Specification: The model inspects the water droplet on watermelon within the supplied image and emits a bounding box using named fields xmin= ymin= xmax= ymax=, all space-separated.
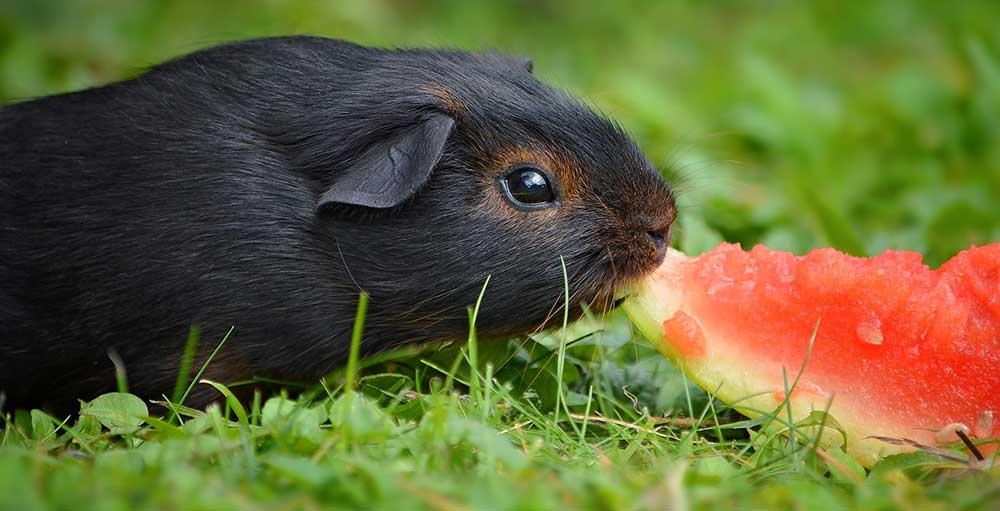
xmin=771 ymin=381 xmax=829 ymax=403
xmin=934 ymin=423 xmax=970 ymax=445
xmin=856 ymin=321 xmax=883 ymax=345
xmin=974 ymin=411 xmax=995 ymax=438
xmin=706 ymin=277 xmax=733 ymax=296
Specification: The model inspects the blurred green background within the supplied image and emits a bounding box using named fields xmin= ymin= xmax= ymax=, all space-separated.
xmin=2 ymin=0 xmax=999 ymax=264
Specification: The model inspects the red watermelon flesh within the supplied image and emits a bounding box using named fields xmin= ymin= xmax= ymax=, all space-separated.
xmin=623 ymin=243 xmax=1000 ymax=467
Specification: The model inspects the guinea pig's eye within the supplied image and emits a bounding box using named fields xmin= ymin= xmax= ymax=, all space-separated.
xmin=499 ymin=165 xmax=557 ymax=209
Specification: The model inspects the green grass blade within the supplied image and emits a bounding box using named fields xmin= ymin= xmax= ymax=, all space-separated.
xmin=168 ymin=325 xmax=234 ymax=423
xmin=200 ymin=379 xmax=249 ymax=427
xmin=344 ymin=292 xmax=369 ymax=396
xmin=465 ymin=275 xmax=491 ymax=409
xmin=171 ymin=324 xmax=201 ymax=406
xmin=107 ymin=349 xmax=128 ymax=394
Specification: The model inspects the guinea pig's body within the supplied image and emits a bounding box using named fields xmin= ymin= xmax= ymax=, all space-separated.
xmin=0 ymin=36 xmax=675 ymax=413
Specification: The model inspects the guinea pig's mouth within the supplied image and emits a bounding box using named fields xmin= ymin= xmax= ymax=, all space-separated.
xmin=555 ymin=254 xmax=660 ymax=322
xmin=569 ymin=239 xmax=668 ymax=316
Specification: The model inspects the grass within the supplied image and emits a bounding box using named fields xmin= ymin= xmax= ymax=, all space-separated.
xmin=2 ymin=1 xmax=1000 ymax=509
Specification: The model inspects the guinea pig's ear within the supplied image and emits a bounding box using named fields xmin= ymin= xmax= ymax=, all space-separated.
xmin=515 ymin=57 xmax=534 ymax=74
xmin=317 ymin=113 xmax=455 ymax=210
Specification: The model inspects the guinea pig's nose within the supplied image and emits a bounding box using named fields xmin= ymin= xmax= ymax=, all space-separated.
xmin=644 ymin=224 xmax=672 ymax=257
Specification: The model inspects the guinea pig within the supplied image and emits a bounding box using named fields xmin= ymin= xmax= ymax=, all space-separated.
xmin=0 ymin=36 xmax=676 ymax=414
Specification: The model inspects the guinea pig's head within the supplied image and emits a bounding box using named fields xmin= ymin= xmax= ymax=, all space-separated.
xmin=311 ymin=46 xmax=675 ymax=346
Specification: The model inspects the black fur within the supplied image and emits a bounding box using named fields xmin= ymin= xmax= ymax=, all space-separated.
xmin=0 ymin=36 xmax=675 ymax=413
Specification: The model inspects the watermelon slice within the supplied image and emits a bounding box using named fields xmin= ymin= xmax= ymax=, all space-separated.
xmin=623 ymin=243 xmax=1000 ymax=467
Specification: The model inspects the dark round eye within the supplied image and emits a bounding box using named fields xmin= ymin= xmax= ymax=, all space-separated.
xmin=501 ymin=166 xmax=556 ymax=208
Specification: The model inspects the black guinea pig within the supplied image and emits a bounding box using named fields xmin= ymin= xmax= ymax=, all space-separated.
xmin=0 ymin=36 xmax=676 ymax=413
